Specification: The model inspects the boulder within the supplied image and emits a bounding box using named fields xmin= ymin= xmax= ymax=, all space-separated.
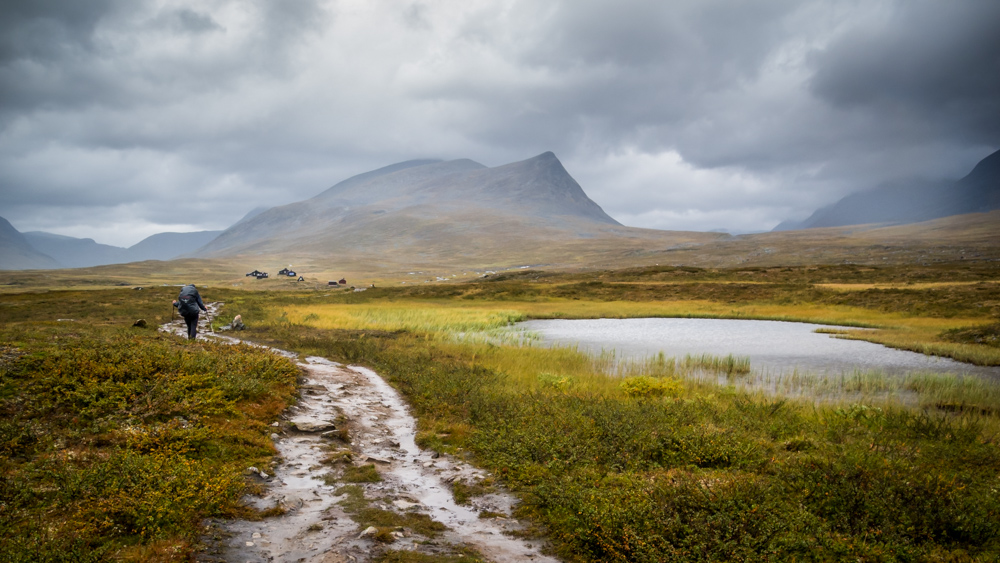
xmin=289 ymin=416 xmax=336 ymax=432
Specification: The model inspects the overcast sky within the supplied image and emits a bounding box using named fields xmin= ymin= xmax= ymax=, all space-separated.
xmin=1 ymin=0 xmax=998 ymax=246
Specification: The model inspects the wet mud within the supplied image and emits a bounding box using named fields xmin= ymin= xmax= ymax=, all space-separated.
xmin=162 ymin=305 xmax=558 ymax=563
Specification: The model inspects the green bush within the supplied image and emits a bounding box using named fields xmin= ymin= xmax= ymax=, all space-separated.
xmin=619 ymin=375 xmax=682 ymax=398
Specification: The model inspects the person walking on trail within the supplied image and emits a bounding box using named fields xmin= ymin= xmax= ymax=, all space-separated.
xmin=173 ymin=284 xmax=208 ymax=340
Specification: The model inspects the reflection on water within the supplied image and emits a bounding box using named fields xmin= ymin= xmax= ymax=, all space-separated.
xmin=517 ymin=318 xmax=1000 ymax=381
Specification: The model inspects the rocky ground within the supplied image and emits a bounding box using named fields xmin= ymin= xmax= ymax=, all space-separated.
xmin=162 ymin=305 xmax=558 ymax=563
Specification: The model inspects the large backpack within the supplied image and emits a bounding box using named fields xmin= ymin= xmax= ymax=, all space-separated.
xmin=177 ymin=286 xmax=201 ymax=316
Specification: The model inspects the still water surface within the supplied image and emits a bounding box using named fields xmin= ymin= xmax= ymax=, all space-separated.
xmin=518 ymin=318 xmax=1000 ymax=379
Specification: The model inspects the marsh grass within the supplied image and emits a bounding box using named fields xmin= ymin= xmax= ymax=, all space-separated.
xmin=283 ymin=302 xmax=525 ymax=334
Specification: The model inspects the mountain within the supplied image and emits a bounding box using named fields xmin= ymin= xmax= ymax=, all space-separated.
xmin=775 ymin=148 xmax=1000 ymax=231
xmin=23 ymin=231 xmax=129 ymax=268
xmin=17 ymin=229 xmax=222 ymax=269
xmin=124 ymin=230 xmax=223 ymax=261
xmin=0 ymin=216 xmax=60 ymax=270
xmin=195 ymin=152 xmax=631 ymax=266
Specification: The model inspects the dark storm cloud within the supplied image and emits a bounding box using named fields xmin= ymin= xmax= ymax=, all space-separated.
xmin=810 ymin=1 xmax=1000 ymax=146
xmin=0 ymin=0 xmax=997 ymax=244
xmin=0 ymin=0 xmax=116 ymax=63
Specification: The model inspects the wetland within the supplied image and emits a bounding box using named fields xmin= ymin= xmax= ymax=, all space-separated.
xmin=519 ymin=317 xmax=1000 ymax=378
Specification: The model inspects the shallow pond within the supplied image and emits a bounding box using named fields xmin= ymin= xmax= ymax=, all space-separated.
xmin=517 ymin=318 xmax=1000 ymax=380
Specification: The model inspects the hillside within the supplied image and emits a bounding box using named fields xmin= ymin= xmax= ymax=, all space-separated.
xmin=0 ymin=216 xmax=59 ymax=270
xmin=23 ymin=231 xmax=130 ymax=268
xmin=124 ymin=230 xmax=223 ymax=261
xmin=194 ymin=152 xmax=701 ymax=270
xmin=776 ymin=148 xmax=1000 ymax=230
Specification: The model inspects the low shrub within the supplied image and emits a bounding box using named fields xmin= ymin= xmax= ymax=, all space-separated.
xmin=619 ymin=375 xmax=682 ymax=398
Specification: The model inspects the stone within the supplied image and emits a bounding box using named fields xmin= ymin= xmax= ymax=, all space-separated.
xmin=132 ymin=319 xmax=147 ymax=328
xmin=358 ymin=526 xmax=378 ymax=539
xmin=280 ymin=495 xmax=304 ymax=511
xmin=365 ymin=456 xmax=392 ymax=465
xmin=393 ymin=500 xmax=419 ymax=510
xmin=289 ymin=416 xmax=336 ymax=432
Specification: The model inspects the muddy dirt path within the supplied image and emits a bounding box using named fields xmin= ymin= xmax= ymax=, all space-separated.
xmin=162 ymin=304 xmax=558 ymax=563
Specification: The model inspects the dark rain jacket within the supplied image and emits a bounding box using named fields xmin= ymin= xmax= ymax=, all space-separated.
xmin=176 ymin=284 xmax=207 ymax=317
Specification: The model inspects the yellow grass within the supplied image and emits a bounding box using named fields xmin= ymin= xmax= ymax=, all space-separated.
xmin=282 ymin=302 xmax=525 ymax=333
xmin=816 ymin=281 xmax=996 ymax=291
xmin=283 ymin=297 xmax=1000 ymax=372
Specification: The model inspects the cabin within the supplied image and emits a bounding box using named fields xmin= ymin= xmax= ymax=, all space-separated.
xmin=328 ymin=281 xmax=339 ymax=287
xmin=338 ymin=278 xmax=347 ymax=285
xmin=246 ymin=269 xmax=268 ymax=279
xmin=278 ymin=268 xmax=297 ymax=277
xmin=297 ymin=276 xmax=304 ymax=282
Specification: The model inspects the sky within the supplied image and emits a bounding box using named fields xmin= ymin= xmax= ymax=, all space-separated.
xmin=1 ymin=0 xmax=998 ymax=247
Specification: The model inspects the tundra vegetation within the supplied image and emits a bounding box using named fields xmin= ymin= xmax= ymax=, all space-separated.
xmin=1 ymin=261 xmax=999 ymax=561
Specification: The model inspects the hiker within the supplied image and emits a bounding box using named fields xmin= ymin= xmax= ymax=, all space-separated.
xmin=173 ymin=284 xmax=208 ymax=340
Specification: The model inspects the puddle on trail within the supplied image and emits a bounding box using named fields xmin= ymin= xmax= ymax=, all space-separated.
xmin=162 ymin=305 xmax=558 ymax=563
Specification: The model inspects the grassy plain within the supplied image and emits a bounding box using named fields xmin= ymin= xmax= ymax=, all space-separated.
xmin=2 ymin=261 xmax=1000 ymax=561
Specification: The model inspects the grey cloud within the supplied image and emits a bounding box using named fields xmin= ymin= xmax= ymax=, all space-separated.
xmin=0 ymin=0 xmax=118 ymax=64
xmin=1 ymin=0 xmax=998 ymax=244
xmin=809 ymin=1 xmax=1000 ymax=147
xmin=149 ymin=8 xmax=224 ymax=34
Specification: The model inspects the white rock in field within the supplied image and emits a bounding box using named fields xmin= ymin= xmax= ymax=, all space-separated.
xmin=359 ymin=526 xmax=378 ymax=539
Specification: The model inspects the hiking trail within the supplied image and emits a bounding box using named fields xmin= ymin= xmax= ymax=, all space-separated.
xmin=162 ymin=304 xmax=558 ymax=563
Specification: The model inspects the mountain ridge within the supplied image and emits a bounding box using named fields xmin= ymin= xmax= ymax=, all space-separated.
xmin=195 ymin=152 xmax=622 ymax=260
xmin=0 ymin=216 xmax=60 ymax=270
xmin=775 ymin=148 xmax=1000 ymax=231
xmin=0 ymin=226 xmax=224 ymax=270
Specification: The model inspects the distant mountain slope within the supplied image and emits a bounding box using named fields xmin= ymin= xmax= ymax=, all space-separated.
xmin=196 ymin=152 xmax=623 ymax=262
xmin=124 ymin=230 xmax=223 ymax=261
xmin=23 ymin=231 xmax=129 ymax=268
xmin=0 ymin=216 xmax=60 ymax=270
xmin=19 ymin=229 xmax=223 ymax=269
xmin=775 ymin=148 xmax=1000 ymax=230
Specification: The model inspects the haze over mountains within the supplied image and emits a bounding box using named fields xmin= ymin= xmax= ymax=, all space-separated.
xmin=775 ymin=149 xmax=1000 ymax=231
xmin=0 ymin=224 xmax=223 ymax=270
